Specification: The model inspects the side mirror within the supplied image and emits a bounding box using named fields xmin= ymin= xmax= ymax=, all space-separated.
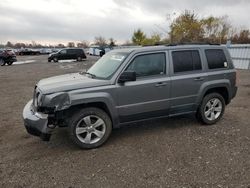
xmin=118 ymin=71 xmax=136 ymax=83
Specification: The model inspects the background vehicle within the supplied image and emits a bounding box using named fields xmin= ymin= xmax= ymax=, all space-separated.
xmin=39 ymin=48 xmax=53 ymax=54
xmin=17 ymin=48 xmax=41 ymax=56
xmin=23 ymin=44 xmax=237 ymax=149
xmin=0 ymin=49 xmax=17 ymax=66
xmin=48 ymin=48 xmax=87 ymax=62
xmin=88 ymin=46 xmax=112 ymax=57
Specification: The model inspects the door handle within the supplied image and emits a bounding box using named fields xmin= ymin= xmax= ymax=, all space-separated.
xmin=155 ymin=82 xmax=167 ymax=87
xmin=194 ymin=77 xmax=204 ymax=81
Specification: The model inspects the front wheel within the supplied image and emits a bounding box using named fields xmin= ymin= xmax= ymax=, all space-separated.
xmin=0 ymin=59 xmax=5 ymax=66
xmin=7 ymin=61 xmax=13 ymax=66
xmin=53 ymin=57 xmax=58 ymax=63
xmin=197 ymin=93 xmax=225 ymax=125
xmin=69 ymin=107 xmax=112 ymax=149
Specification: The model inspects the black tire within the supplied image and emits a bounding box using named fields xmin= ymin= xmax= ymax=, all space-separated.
xmin=48 ymin=60 xmax=51 ymax=62
xmin=77 ymin=57 xmax=82 ymax=61
xmin=100 ymin=51 xmax=105 ymax=57
xmin=197 ymin=93 xmax=225 ymax=125
xmin=0 ymin=59 xmax=5 ymax=66
xmin=7 ymin=61 xmax=13 ymax=66
xmin=53 ymin=57 xmax=58 ymax=63
xmin=69 ymin=107 xmax=112 ymax=149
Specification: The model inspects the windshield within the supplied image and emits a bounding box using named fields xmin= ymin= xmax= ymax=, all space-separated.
xmin=87 ymin=52 xmax=129 ymax=79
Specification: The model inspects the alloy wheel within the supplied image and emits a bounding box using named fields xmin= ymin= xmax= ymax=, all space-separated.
xmin=75 ymin=115 xmax=106 ymax=144
xmin=204 ymin=98 xmax=223 ymax=121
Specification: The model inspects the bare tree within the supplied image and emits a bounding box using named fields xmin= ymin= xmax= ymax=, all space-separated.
xmin=6 ymin=41 xmax=14 ymax=48
xmin=94 ymin=36 xmax=107 ymax=46
xmin=77 ymin=40 xmax=90 ymax=48
xmin=67 ymin=42 xmax=75 ymax=48
xmin=56 ymin=43 xmax=65 ymax=48
xmin=109 ymin=38 xmax=116 ymax=47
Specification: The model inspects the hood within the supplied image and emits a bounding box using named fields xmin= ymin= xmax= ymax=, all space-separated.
xmin=37 ymin=73 xmax=111 ymax=94
xmin=49 ymin=52 xmax=57 ymax=57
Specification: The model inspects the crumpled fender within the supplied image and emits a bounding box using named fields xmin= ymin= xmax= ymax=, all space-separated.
xmin=42 ymin=92 xmax=71 ymax=111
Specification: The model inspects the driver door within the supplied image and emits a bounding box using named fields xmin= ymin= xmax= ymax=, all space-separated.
xmin=58 ymin=49 xmax=67 ymax=60
xmin=116 ymin=52 xmax=171 ymax=123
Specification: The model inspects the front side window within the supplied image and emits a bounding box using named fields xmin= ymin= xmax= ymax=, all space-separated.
xmin=172 ymin=50 xmax=202 ymax=73
xmin=126 ymin=53 xmax=166 ymax=77
xmin=60 ymin=49 xmax=67 ymax=54
xmin=205 ymin=49 xmax=227 ymax=69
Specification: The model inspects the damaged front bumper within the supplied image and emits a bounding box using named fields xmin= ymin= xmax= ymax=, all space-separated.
xmin=23 ymin=100 xmax=53 ymax=141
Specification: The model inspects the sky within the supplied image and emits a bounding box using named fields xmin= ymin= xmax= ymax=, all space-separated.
xmin=0 ymin=0 xmax=250 ymax=45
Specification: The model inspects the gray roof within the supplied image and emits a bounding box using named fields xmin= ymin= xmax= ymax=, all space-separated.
xmin=112 ymin=44 xmax=225 ymax=54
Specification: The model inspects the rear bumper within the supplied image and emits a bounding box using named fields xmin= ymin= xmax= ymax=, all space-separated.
xmin=23 ymin=100 xmax=52 ymax=141
xmin=232 ymin=86 xmax=238 ymax=99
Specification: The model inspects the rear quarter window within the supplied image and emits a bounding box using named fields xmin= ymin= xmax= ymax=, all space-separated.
xmin=205 ymin=49 xmax=227 ymax=69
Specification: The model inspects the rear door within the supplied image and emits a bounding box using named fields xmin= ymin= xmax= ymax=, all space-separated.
xmin=67 ymin=49 xmax=76 ymax=59
xmin=116 ymin=52 xmax=171 ymax=123
xmin=169 ymin=49 xmax=206 ymax=114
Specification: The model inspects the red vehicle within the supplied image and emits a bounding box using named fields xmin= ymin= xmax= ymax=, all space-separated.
xmin=0 ymin=49 xmax=17 ymax=66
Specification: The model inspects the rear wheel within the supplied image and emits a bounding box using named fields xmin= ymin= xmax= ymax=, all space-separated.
xmin=100 ymin=51 xmax=105 ymax=57
xmin=77 ymin=56 xmax=82 ymax=61
xmin=197 ymin=93 xmax=225 ymax=125
xmin=69 ymin=107 xmax=112 ymax=149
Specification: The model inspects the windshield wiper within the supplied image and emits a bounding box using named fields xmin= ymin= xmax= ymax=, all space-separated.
xmin=80 ymin=71 xmax=96 ymax=78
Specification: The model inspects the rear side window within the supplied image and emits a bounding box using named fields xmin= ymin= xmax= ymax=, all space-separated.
xmin=126 ymin=53 xmax=166 ymax=77
xmin=75 ymin=49 xmax=83 ymax=54
xmin=172 ymin=50 xmax=202 ymax=73
xmin=205 ymin=49 xmax=227 ymax=69
xmin=67 ymin=49 xmax=77 ymax=54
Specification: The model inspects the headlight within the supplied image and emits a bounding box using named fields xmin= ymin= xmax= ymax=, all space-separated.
xmin=33 ymin=87 xmax=43 ymax=108
xmin=37 ymin=93 xmax=43 ymax=106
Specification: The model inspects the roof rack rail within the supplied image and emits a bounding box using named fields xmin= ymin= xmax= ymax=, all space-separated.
xmin=166 ymin=42 xmax=220 ymax=46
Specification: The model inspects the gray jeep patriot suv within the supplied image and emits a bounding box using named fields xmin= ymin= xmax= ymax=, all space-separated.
xmin=23 ymin=44 xmax=237 ymax=149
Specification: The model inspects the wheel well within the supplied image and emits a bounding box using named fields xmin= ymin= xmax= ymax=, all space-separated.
xmin=203 ymin=87 xmax=229 ymax=104
xmin=65 ymin=102 xmax=112 ymax=121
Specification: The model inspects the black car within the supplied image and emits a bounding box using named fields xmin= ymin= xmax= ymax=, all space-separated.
xmin=48 ymin=48 xmax=86 ymax=62
xmin=0 ymin=49 xmax=17 ymax=66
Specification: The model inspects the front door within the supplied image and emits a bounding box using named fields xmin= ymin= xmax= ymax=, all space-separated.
xmin=117 ymin=52 xmax=171 ymax=123
xmin=58 ymin=49 xmax=67 ymax=60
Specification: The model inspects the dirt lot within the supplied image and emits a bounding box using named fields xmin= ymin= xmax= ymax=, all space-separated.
xmin=0 ymin=55 xmax=249 ymax=187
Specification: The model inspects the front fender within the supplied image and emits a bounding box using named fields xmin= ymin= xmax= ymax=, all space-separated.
xmin=42 ymin=92 xmax=71 ymax=111
xmin=69 ymin=92 xmax=119 ymax=127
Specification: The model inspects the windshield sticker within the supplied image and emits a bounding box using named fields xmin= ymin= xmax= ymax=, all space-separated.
xmin=110 ymin=55 xmax=125 ymax=61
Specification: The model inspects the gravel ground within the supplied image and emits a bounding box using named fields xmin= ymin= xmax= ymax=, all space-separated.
xmin=0 ymin=55 xmax=249 ymax=188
